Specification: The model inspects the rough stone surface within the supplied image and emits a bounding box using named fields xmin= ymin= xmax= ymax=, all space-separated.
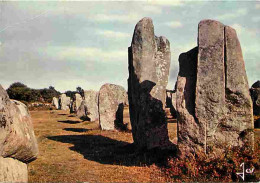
xmin=166 ymin=90 xmax=177 ymax=118
xmin=70 ymin=93 xmax=83 ymax=113
xmin=0 ymin=157 xmax=28 ymax=182
xmin=250 ymin=81 xmax=260 ymax=115
xmin=176 ymin=47 xmax=204 ymax=155
xmin=77 ymin=90 xmax=99 ymax=121
xmin=59 ymin=94 xmax=70 ymax=110
xmin=52 ymin=97 xmax=59 ymax=109
xmin=75 ymin=93 xmax=83 ymax=111
xmin=177 ymin=20 xmax=254 ymax=156
xmin=0 ymin=86 xmax=38 ymax=163
xmin=99 ymin=84 xmax=129 ymax=130
xmin=128 ymin=17 xmax=171 ymax=149
xmin=223 ymin=26 xmax=254 ymax=148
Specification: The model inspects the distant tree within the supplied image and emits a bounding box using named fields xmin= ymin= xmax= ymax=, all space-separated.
xmin=49 ymin=86 xmax=55 ymax=90
xmin=76 ymin=86 xmax=84 ymax=98
xmin=7 ymin=82 xmax=30 ymax=101
xmin=8 ymin=82 xmax=27 ymax=88
xmin=65 ymin=90 xmax=76 ymax=99
xmin=6 ymin=82 xmax=61 ymax=103
xmin=40 ymin=87 xmax=61 ymax=103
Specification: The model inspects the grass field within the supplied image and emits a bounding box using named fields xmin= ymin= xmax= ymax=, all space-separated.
xmin=28 ymin=108 xmax=177 ymax=182
xmin=28 ymin=108 xmax=259 ymax=182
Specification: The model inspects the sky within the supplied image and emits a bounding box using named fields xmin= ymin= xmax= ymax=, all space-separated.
xmin=0 ymin=0 xmax=259 ymax=93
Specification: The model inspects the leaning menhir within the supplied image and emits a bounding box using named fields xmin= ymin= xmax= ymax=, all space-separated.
xmin=128 ymin=17 xmax=171 ymax=149
xmin=0 ymin=85 xmax=38 ymax=182
xmin=177 ymin=20 xmax=254 ymax=156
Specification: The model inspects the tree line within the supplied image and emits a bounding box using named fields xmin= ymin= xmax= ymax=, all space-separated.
xmin=6 ymin=82 xmax=85 ymax=103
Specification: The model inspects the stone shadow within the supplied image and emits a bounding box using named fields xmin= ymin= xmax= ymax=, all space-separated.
xmin=48 ymin=134 xmax=177 ymax=167
xmin=114 ymin=103 xmax=128 ymax=131
xmin=58 ymin=120 xmax=81 ymax=124
xmin=63 ymin=128 xmax=89 ymax=133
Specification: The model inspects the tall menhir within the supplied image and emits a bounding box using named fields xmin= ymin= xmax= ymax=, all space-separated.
xmin=128 ymin=17 xmax=171 ymax=149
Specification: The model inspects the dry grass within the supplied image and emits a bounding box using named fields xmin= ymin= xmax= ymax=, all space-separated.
xmin=28 ymin=108 xmax=174 ymax=182
xmin=28 ymin=108 xmax=258 ymax=182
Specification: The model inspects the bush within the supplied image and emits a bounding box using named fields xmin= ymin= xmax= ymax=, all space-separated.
xmin=162 ymin=141 xmax=260 ymax=182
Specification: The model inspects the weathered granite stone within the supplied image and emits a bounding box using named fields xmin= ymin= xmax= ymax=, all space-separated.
xmin=177 ymin=20 xmax=254 ymax=156
xmin=195 ymin=20 xmax=225 ymax=153
xmin=70 ymin=93 xmax=83 ymax=113
xmin=0 ymin=86 xmax=38 ymax=163
xmin=166 ymin=90 xmax=177 ymax=118
xmin=77 ymin=90 xmax=99 ymax=121
xmin=52 ymin=97 xmax=59 ymax=109
xmin=221 ymin=26 xmax=254 ymax=148
xmin=176 ymin=47 xmax=204 ymax=155
xmin=99 ymin=84 xmax=129 ymax=130
xmin=128 ymin=17 xmax=171 ymax=149
xmin=250 ymin=81 xmax=260 ymax=115
xmin=0 ymin=157 xmax=28 ymax=182
xmin=59 ymin=94 xmax=70 ymax=110
xmin=75 ymin=93 xmax=83 ymax=111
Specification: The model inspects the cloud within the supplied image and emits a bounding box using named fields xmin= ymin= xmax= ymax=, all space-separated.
xmin=216 ymin=8 xmax=247 ymax=20
xmin=252 ymin=16 xmax=260 ymax=22
xmin=143 ymin=5 xmax=162 ymax=14
xmin=96 ymin=30 xmax=131 ymax=39
xmin=42 ymin=46 xmax=127 ymax=63
xmin=147 ymin=0 xmax=184 ymax=7
xmin=163 ymin=21 xmax=183 ymax=28
xmin=230 ymin=24 xmax=243 ymax=35
xmin=90 ymin=13 xmax=142 ymax=23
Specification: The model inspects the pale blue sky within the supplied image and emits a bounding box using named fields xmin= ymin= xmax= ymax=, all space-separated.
xmin=0 ymin=0 xmax=259 ymax=92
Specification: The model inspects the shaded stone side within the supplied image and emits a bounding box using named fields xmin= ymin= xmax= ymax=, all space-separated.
xmin=250 ymin=81 xmax=260 ymax=116
xmin=128 ymin=17 xmax=171 ymax=149
xmin=177 ymin=47 xmax=205 ymax=155
xmin=0 ymin=157 xmax=28 ymax=182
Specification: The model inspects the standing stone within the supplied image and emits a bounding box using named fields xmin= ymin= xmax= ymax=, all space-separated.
xmin=70 ymin=93 xmax=83 ymax=113
xmin=0 ymin=157 xmax=28 ymax=182
xmin=177 ymin=20 xmax=254 ymax=156
xmin=128 ymin=17 xmax=171 ymax=149
xmin=0 ymin=85 xmax=38 ymax=162
xmin=0 ymin=84 xmax=38 ymax=182
xmin=77 ymin=90 xmax=99 ymax=121
xmin=223 ymin=26 xmax=254 ymax=147
xmin=99 ymin=84 xmax=129 ymax=130
xmin=52 ymin=97 xmax=59 ymax=109
xmin=176 ymin=47 xmax=203 ymax=155
xmin=250 ymin=80 xmax=260 ymax=115
xmin=59 ymin=94 xmax=70 ymax=110
xmin=166 ymin=90 xmax=177 ymax=118
xmin=75 ymin=93 xmax=83 ymax=111
xmin=195 ymin=20 xmax=225 ymax=153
